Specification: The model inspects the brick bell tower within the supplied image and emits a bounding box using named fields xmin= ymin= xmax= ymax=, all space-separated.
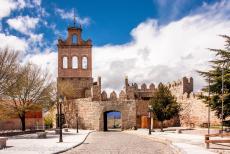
xmin=57 ymin=16 xmax=93 ymax=99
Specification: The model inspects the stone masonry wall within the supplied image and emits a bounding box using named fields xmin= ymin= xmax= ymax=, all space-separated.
xmin=177 ymin=93 xmax=220 ymax=127
xmin=63 ymin=98 xmax=136 ymax=131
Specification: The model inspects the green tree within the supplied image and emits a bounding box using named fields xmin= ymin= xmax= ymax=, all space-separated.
xmin=44 ymin=112 xmax=54 ymax=129
xmin=198 ymin=35 xmax=230 ymax=119
xmin=150 ymin=83 xmax=180 ymax=131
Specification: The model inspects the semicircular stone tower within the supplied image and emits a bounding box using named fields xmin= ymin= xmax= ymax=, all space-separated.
xmin=57 ymin=24 xmax=93 ymax=98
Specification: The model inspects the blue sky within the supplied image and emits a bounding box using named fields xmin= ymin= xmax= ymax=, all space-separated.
xmin=0 ymin=0 xmax=230 ymax=93
xmin=1 ymin=0 xmax=218 ymax=46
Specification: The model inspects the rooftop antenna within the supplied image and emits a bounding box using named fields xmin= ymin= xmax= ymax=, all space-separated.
xmin=73 ymin=8 xmax=76 ymax=27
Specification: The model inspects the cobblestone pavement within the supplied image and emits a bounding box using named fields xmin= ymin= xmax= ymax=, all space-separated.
xmin=63 ymin=131 xmax=174 ymax=154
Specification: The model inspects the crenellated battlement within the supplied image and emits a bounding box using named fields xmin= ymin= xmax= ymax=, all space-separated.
xmin=100 ymin=90 xmax=127 ymax=101
xmin=167 ymin=77 xmax=193 ymax=98
xmin=91 ymin=76 xmax=101 ymax=101
xmin=125 ymin=77 xmax=156 ymax=91
xmin=125 ymin=77 xmax=156 ymax=100
xmin=90 ymin=76 xmax=194 ymax=101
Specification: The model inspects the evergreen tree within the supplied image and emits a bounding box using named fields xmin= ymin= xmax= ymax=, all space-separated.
xmin=198 ymin=35 xmax=230 ymax=120
xmin=150 ymin=83 xmax=180 ymax=131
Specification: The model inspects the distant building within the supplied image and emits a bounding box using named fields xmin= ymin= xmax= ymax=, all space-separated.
xmin=0 ymin=108 xmax=43 ymax=130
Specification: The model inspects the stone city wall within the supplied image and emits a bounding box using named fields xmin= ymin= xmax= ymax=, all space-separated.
xmin=176 ymin=92 xmax=220 ymax=127
xmin=63 ymin=98 xmax=136 ymax=131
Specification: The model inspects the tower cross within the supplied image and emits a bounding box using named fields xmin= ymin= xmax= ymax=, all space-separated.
xmin=73 ymin=9 xmax=76 ymax=27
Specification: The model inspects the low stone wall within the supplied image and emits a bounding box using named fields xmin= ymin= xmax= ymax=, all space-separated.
xmin=0 ymin=118 xmax=43 ymax=130
xmin=0 ymin=130 xmax=44 ymax=136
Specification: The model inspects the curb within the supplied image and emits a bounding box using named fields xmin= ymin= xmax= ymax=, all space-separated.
xmin=53 ymin=131 xmax=95 ymax=154
xmin=124 ymin=131 xmax=186 ymax=154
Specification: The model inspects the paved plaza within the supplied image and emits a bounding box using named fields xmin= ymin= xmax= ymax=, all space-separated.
xmin=126 ymin=129 xmax=230 ymax=154
xmin=0 ymin=129 xmax=92 ymax=154
xmin=63 ymin=131 xmax=174 ymax=154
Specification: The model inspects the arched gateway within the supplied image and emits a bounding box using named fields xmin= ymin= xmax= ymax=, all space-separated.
xmin=103 ymin=110 xmax=121 ymax=131
xmin=63 ymin=98 xmax=137 ymax=131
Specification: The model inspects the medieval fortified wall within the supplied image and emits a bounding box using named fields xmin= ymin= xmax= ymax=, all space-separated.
xmin=57 ymin=23 xmax=220 ymax=131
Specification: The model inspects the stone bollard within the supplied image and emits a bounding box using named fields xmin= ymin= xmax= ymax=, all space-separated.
xmin=205 ymin=136 xmax=209 ymax=149
xmin=0 ymin=137 xmax=8 ymax=149
xmin=176 ymin=129 xmax=182 ymax=134
xmin=64 ymin=128 xmax=68 ymax=132
xmin=55 ymin=129 xmax=60 ymax=134
xmin=37 ymin=132 xmax=47 ymax=139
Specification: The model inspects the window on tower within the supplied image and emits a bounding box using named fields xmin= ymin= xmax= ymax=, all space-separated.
xmin=72 ymin=56 xmax=78 ymax=69
xmin=72 ymin=34 xmax=78 ymax=44
xmin=63 ymin=56 xmax=68 ymax=69
xmin=82 ymin=56 xmax=88 ymax=69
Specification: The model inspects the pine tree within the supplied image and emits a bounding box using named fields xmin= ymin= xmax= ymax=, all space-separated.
xmin=150 ymin=83 xmax=180 ymax=131
xmin=198 ymin=35 xmax=230 ymax=120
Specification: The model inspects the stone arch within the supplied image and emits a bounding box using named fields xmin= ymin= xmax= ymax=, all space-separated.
xmin=97 ymin=101 xmax=136 ymax=131
xmin=101 ymin=91 xmax=107 ymax=101
xmin=102 ymin=110 xmax=122 ymax=131
xmin=141 ymin=83 xmax=147 ymax=90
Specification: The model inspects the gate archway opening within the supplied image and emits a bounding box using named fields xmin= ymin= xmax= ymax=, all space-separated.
xmin=103 ymin=110 xmax=121 ymax=131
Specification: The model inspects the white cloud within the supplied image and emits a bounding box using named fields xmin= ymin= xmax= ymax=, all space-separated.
xmin=55 ymin=8 xmax=90 ymax=25
xmin=0 ymin=0 xmax=26 ymax=19
xmin=6 ymin=15 xmax=43 ymax=47
xmin=32 ymin=0 xmax=41 ymax=6
xmin=0 ymin=33 xmax=28 ymax=51
xmin=24 ymin=0 xmax=230 ymax=93
xmin=92 ymin=2 xmax=230 ymax=92
xmin=7 ymin=15 xmax=39 ymax=35
xmin=23 ymin=50 xmax=57 ymax=78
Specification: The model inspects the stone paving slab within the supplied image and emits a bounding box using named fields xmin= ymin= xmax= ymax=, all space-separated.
xmin=63 ymin=131 xmax=174 ymax=154
xmin=0 ymin=129 xmax=92 ymax=154
xmin=125 ymin=129 xmax=218 ymax=154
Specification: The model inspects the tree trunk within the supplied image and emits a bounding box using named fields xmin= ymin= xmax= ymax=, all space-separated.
xmin=19 ymin=113 xmax=26 ymax=131
xmin=160 ymin=121 xmax=164 ymax=132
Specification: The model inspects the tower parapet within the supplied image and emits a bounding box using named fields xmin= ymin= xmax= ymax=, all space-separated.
xmin=124 ymin=77 xmax=155 ymax=100
xmin=168 ymin=77 xmax=193 ymax=98
xmin=91 ymin=77 xmax=102 ymax=101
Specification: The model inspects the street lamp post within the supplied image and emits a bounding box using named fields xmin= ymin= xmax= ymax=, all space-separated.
xmin=114 ymin=115 xmax=116 ymax=128
xmin=76 ymin=109 xmax=79 ymax=133
xmin=208 ymin=76 xmax=211 ymax=135
xmin=221 ymin=67 xmax=224 ymax=133
xmin=59 ymin=96 xmax=64 ymax=142
xmin=148 ymin=110 xmax=151 ymax=135
xmin=56 ymin=102 xmax=59 ymax=129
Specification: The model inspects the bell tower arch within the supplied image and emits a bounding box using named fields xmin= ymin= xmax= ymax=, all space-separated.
xmin=57 ymin=22 xmax=93 ymax=98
